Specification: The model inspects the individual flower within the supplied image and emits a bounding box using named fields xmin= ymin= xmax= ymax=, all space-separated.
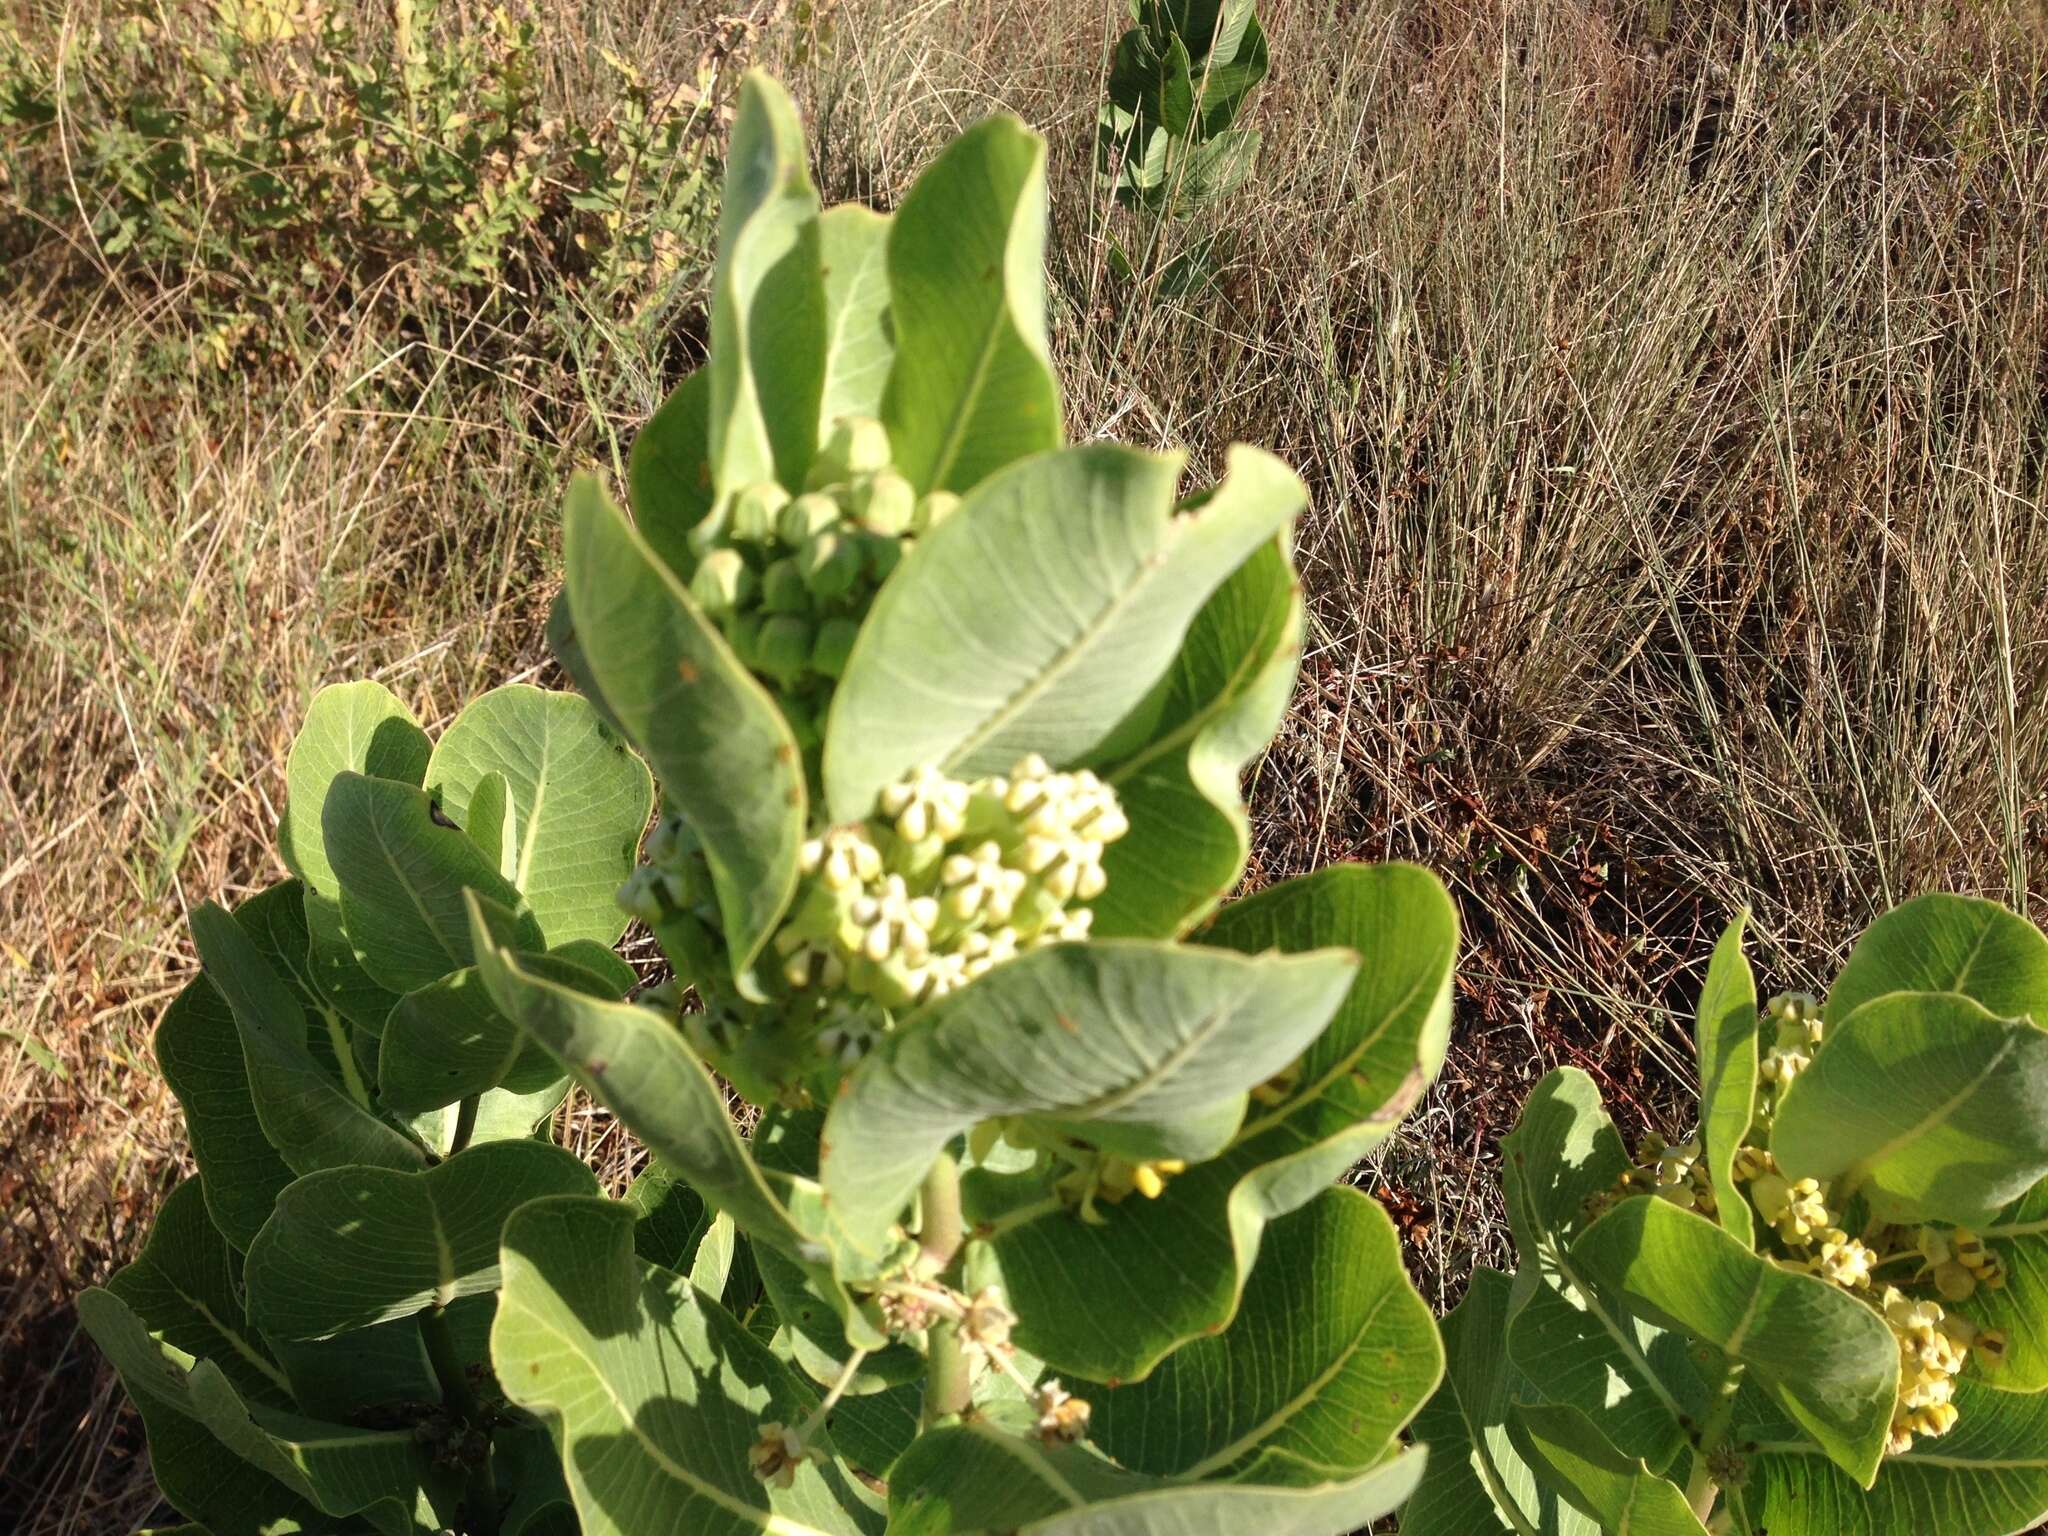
xmin=747 ymin=1421 xmax=819 ymax=1488
xmin=1035 ymin=1379 xmax=1092 ymax=1445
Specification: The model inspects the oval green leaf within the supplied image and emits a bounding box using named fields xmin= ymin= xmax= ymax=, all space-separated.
xmin=1505 ymin=1402 xmax=1708 ymax=1536
xmin=562 ymin=472 xmax=804 ymax=989
xmin=278 ymin=679 xmax=431 ymax=898
xmin=1772 ymin=990 xmax=2048 ymax=1226
xmin=1826 ymin=892 xmax=2048 ymax=1027
xmin=425 ymin=683 xmax=653 ymax=949
xmin=1694 ymin=912 xmax=1759 ymax=1247
xmin=818 ymin=938 xmax=1358 ymax=1273
xmin=823 ymin=442 xmax=1306 ymax=822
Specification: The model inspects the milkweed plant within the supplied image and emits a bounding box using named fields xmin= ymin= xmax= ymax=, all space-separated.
xmin=77 ymin=71 xmax=2048 ymax=1536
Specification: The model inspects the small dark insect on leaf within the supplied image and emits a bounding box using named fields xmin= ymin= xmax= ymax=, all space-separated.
xmin=429 ymin=799 xmax=458 ymax=830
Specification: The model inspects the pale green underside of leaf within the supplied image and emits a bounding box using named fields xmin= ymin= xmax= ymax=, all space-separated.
xmin=879 ymin=112 xmax=1060 ymax=495
xmin=245 ymin=1139 xmax=597 ymax=1339
xmin=279 ymin=679 xmax=431 ymax=898
xmin=816 ymin=203 xmax=894 ymax=427
xmin=492 ymin=1195 xmax=884 ymax=1535
xmin=1090 ymin=536 xmax=1302 ymax=940
xmin=818 ymin=939 xmax=1357 ymax=1274
xmin=708 ymin=72 xmax=826 ymax=498
xmin=968 ymin=864 xmax=1454 ymax=1383
xmin=1771 ymin=989 xmax=2048 ymax=1226
xmin=1826 ymin=892 xmax=2048 ymax=1028
xmin=561 ymin=472 xmax=803 ymax=989
xmin=887 ymin=1420 xmax=1429 ymax=1536
xmin=823 ymin=442 xmax=1305 ymax=822
xmin=425 ymin=683 xmax=652 ymax=949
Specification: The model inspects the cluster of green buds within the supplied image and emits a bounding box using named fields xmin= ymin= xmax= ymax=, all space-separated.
xmin=770 ymin=755 xmax=1128 ymax=1023
xmin=618 ymin=756 xmax=1129 ymax=1081
xmin=685 ymin=415 xmax=959 ymax=747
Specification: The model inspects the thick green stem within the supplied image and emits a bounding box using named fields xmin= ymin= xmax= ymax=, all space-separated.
xmin=448 ymin=1093 xmax=480 ymax=1158
xmin=917 ymin=1156 xmax=973 ymax=1425
xmin=1685 ymin=1360 xmax=1746 ymax=1523
xmin=422 ymin=1305 xmax=498 ymax=1536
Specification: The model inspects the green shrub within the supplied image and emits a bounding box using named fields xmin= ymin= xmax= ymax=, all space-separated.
xmin=1097 ymin=0 xmax=1268 ymax=213
xmin=0 ymin=0 xmax=717 ymax=354
xmin=1409 ymin=896 xmax=2048 ymax=1536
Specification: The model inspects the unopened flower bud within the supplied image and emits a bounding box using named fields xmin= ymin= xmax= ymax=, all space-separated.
xmin=756 ymin=616 xmax=814 ymax=689
xmin=811 ymin=617 xmax=860 ymax=680
xmin=913 ymin=489 xmax=961 ymax=533
xmin=812 ymin=415 xmax=893 ymax=486
xmin=761 ymin=558 xmax=810 ymax=615
xmin=778 ymin=491 xmax=841 ymax=546
xmin=689 ymin=546 xmax=754 ymax=618
xmin=797 ymin=531 xmax=863 ymax=603
xmin=853 ymin=470 xmax=916 ymax=536
xmin=729 ymin=481 xmax=790 ymax=545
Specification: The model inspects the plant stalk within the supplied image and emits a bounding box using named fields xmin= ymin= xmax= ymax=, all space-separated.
xmin=917 ymin=1155 xmax=974 ymax=1425
xmin=1685 ymin=1360 xmax=1746 ymax=1522
xmin=448 ymin=1093 xmax=480 ymax=1158
xmin=422 ymin=1304 xmax=499 ymax=1536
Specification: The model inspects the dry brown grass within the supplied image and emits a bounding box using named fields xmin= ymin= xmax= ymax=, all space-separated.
xmin=4 ymin=0 xmax=2047 ymax=1528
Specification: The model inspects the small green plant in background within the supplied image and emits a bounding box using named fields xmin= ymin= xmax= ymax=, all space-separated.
xmin=77 ymin=71 xmax=1458 ymax=1534
xmin=0 ymin=0 xmax=718 ymax=358
xmin=1406 ymin=895 xmax=2048 ymax=1536
xmin=1097 ymin=0 xmax=1268 ymax=213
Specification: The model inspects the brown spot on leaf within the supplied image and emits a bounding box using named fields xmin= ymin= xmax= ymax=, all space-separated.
xmin=676 ymin=658 xmax=699 ymax=684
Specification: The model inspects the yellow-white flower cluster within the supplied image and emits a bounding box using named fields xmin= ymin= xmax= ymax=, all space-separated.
xmin=771 ymin=756 xmax=1127 ymax=1023
xmin=1881 ymin=1287 xmax=1969 ymax=1454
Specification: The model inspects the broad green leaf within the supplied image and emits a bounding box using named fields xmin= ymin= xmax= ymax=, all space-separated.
xmin=463 ymin=769 xmax=516 ymax=878
xmin=323 ymin=770 xmax=543 ymax=994
xmin=189 ymin=901 xmax=425 ymax=1174
xmin=548 ymin=937 xmax=638 ymax=993
xmin=1089 ymin=1187 xmax=1438 ymax=1483
xmin=1695 ymin=913 xmax=1759 ymax=1247
xmin=105 ymin=1178 xmax=292 ymax=1407
xmin=245 ymin=1140 xmax=596 ymax=1338
xmin=1826 ymin=891 xmax=2048 ymax=1026
xmin=1505 ymin=1403 xmax=1707 ymax=1536
xmin=816 ymin=204 xmax=894 ymax=427
xmin=1773 ymin=990 xmax=2048 ymax=1225
xmin=1166 ymin=0 xmax=1260 ymax=65
xmin=235 ymin=879 xmax=375 ymax=1107
xmin=880 ymin=113 xmax=1060 ymax=494
xmin=303 ymin=886 xmax=401 ymax=1035
xmin=628 ymin=367 xmax=714 ymax=580
xmin=377 ymin=953 xmax=619 ymax=1115
xmin=278 ymin=679 xmax=431 ymax=898
xmin=818 ymin=938 xmax=1357 ymax=1273
xmin=887 ymin=1422 xmax=1428 ymax=1536
xmin=824 ymin=442 xmax=1307 ymax=821
xmin=406 ymin=1075 xmax=571 ymax=1158
xmin=1091 ymin=537 xmax=1302 ymax=938
xmin=1500 ymin=1068 xmax=1631 ymax=1270
xmin=425 ymin=683 xmax=652 ymax=949
xmin=708 ymin=71 xmax=826 ymax=498
xmin=78 ymin=1287 xmax=449 ymax=1534
xmin=1176 ymin=128 xmax=1260 ymax=203
xmin=1195 ymin=8 xmax=1268 ymax=133
xmin=1573 ymin=1196 xmax=1897 ymax=1486
xmin=155 ymin=971 xmax=293 ymax=1250
xmin=627 ymin=1157 xmax=713 ymax=1272
xmin=1977 ymin=1178 xmax=2048 ymax=1391
xmin=492 ymin=1195 xmax=883 ymax=1535
xmin=268 ymin=1301 xmax=484 ymax=1421
xmin=1738 ymin=1379 xmax=2048 ymax=1536
xmin=1402 ymin=1267 xmax=1599 ymax=1536
xmin=1503 ymin=1276 xmax=1696 ymax=1474
xmin=562 ymin=473 xmax=804 ymax=987
xmin=467 ymin=898 xmax=872 ymax=1351
xmin=971 ymin=864 xmax=1453 ymax=1382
